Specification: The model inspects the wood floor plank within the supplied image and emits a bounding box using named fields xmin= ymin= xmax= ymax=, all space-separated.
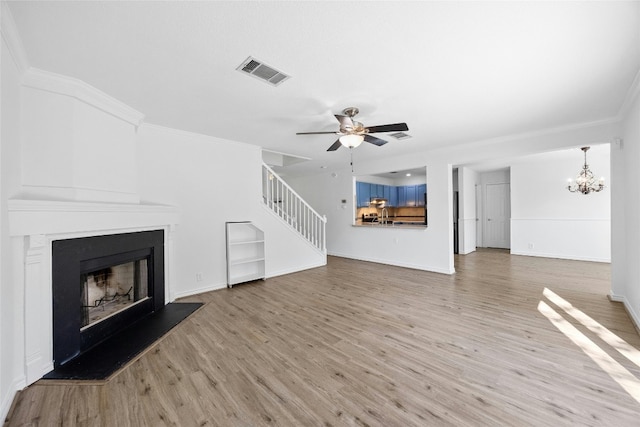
xmin=5 ymin=249 xmax=640 ymax=426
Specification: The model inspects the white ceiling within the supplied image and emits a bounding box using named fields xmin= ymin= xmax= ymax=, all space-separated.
xmin=372 ymin=168 xmax=428 ymax=180
xmin=7 ymin=1 xmax=640 ymax=176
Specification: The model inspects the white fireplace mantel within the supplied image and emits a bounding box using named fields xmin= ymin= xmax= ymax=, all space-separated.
xmin=8 ymin=199 xmax=179 ymax=236
xmin=8 ymin=198 xmax=180 ymax=385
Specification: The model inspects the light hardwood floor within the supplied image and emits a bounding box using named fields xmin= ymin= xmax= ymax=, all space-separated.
xmin=6 ymin=250 xmax=640 ymax=426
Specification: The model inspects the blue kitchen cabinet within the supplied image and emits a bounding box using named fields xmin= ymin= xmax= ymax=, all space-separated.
xmin=397 ymin=186 xmax=407 ymax=207
xmin=372 ymin=184 xmax=384 ymax=199
xmin=358 ymin=182 xmax=424 ymax=207
xmin=356 ymin=182 xmax=370 ymax=207
xmin=417 ymin=184 xmax=427 ymax=206
xmin=383 ymin=185 xmax=391 ymax=203
xmin=392 ymin=184 xmax=427 ymax=207
xmin=405 ymin=185 xmax=417 ymax=206
xmin=390 ymin=187 xmax=398 ymax=207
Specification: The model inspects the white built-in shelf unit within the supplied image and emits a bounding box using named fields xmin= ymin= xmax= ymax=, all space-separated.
xmin=225 ymin=222 xmax=265 ymax=287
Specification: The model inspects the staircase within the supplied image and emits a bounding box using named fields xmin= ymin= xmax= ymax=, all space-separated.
xmin=262 ymin=163 xmax=326 ymax=253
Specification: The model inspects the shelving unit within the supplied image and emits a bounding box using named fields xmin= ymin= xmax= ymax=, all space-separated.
xmin=225 ymin=222 xmax=265 ymax=288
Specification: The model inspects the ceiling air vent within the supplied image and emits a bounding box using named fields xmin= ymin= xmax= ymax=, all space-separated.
xmin=390 ymin=132 xmax=412 ymax=140
xmin=237 ymin=56 xmax=290 ymax=87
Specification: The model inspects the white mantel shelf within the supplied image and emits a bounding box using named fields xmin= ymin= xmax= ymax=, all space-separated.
xmin=9 ymin=199 xmax=180 ymax=237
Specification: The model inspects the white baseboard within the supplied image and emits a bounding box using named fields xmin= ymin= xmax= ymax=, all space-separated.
xmin=172 ymin=282 xmax=227 ymax=300
xmin=459 ymin=248 xmax=476 ymax=255
xmin=266 ymin=260 xmax=327 ymax=279
xmin=170 ymin=259 xmax=327 ymax=302
xmin=608 ymin=293 xmax=640 ymax=333
xmin=327 ymin=251 xmax=455 ymax=275
xmin=1 ymin=377 xmax=26 ymax=424
xmin=172 ymin=259 xmax=328 ymax=301
xmin=510 ymin=250 xmax=610 ymax=263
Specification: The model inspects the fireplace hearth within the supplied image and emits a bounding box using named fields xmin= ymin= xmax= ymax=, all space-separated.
xmin=52 ymin=230 xmax=165 ymax=368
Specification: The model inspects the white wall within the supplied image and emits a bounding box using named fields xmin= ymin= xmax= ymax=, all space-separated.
xmin=20 ymin=69 xmax=142 ymax=203
xmin=611 ymin=84 xmax=640 ymax=328
xmin=356 ymin=175 xmax=395 ymax=186
xmin=510 ymin=146 xmax=610 ymax=262
xmin=289 ymin=159 xmax=454 ymax=274
xmin=457 ymin=167 xmax=478 ymax=254
xmin=393 ymin=174 xmax=427 ymax=186
xmin=0 ymin=9 xmax=4 ymax=419
xmin=137 ymin=124 xmax=325 ymax=299
xmin=357 ymin=172 xmax=427 ymax=187
xmin=1 ymin=6 xmax=26 ymax=418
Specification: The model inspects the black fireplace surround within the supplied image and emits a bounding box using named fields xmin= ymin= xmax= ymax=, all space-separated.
xmin=52 ymin=230 xmax=164 ymax=368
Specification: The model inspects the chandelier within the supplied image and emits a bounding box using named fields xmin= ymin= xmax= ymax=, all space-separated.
xmin=567 ymin=146 xmax=604 ymax=195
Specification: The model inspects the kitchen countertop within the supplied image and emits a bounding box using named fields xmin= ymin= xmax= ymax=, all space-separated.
xmin=354 ymin=219 xmax=427 ymax=229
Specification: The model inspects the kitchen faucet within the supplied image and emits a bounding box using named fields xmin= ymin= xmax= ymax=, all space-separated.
xmin=380 ymin=207 xmax=389 ymax=225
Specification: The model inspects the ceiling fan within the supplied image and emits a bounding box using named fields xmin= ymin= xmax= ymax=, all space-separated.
xmin=296 ymin=107 xmax=409 ymax=151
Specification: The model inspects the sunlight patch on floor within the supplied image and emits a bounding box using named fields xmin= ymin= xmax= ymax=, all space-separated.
xmin=543 ymin=287 xmax=640 ymax=368
xmin=538 ymin=294 xmax=640 ymax=404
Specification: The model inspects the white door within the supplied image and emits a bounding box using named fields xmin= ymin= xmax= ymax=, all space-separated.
xmin=485 ymin=183 xmax=510 ymax=249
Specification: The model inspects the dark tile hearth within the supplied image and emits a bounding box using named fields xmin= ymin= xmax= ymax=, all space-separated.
xmin=43 ymin=302 xmax=202 ymax=381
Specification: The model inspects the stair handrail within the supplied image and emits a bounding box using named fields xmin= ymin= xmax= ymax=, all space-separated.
xmin=262 ymin=162 xmax=327 ymax=253
xmin=262 ymin=163 xmax=327 ymax=224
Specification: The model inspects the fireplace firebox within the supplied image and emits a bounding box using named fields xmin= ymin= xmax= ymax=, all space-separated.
xmin=52 ymin=230 xmax=164 ymax=368
xmin=80 ymin=252 xmax=150 ymax=329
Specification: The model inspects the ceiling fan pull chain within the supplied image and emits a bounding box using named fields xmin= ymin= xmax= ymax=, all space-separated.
xmin=350 ymin=148 xmax=354 ymax=173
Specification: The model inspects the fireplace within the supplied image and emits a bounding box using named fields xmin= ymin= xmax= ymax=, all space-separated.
xmin=52 ymin=230 xmax=165 ymax=368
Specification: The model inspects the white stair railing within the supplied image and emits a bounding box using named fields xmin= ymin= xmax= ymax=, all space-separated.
xmin=262 ymin=163 xmax=327 ymax=253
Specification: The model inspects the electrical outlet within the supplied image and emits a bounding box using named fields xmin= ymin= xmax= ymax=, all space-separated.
xmin=527 ymin=243 xmax=534 ymax=249
xmin=195 ymin=272 xmax=203 ymax=282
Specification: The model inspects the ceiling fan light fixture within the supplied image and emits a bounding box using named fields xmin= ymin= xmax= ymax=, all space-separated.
xmin=339 ymin=134 xmax=364 ymax=148
xmin=297 ymin=107 xmax=408 ymax=151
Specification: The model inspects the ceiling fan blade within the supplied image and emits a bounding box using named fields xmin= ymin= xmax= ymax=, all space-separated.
xmin=365 ymin=123 xmax=409 ymax=133
xmin=327 ymin=139 xmax=342 ymax=151
xmin=364 ymin=134 xmax=388 ymax=147
xmin=296 ymin=131 xmax=338 ymax=135
xmin=335 ymin=114 xmax=354 ymax=129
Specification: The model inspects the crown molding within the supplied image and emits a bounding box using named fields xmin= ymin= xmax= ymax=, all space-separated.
xmin=1 ymin=1 xmax=29 ymax=73
xmin=21 ymin=68 xmax=145 ymax=128
xmin=617 ymin=67 xmax=640 ymax=120
xmin=431 ymin=116 xmax=621 ymax=157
